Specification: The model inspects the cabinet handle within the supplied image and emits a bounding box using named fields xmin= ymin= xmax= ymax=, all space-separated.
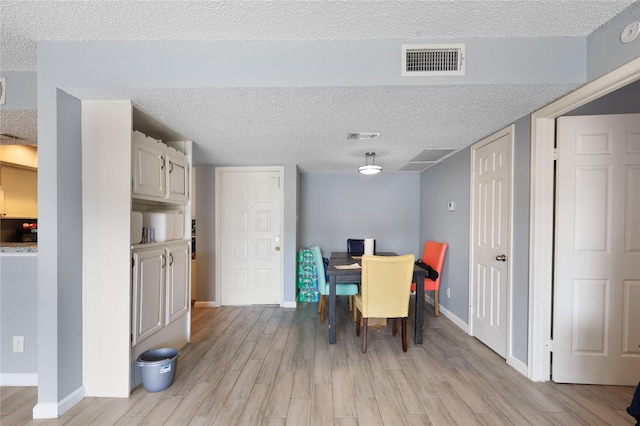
xmin=169 ymin=161 xmax=174 ymax=173
xmin=160 ymin=156 xmax=166 ymax=170
xmin=169 ymin=253 xmax=174 ymax=266
xmin=162 ymin=254 xmax=166 ymax=268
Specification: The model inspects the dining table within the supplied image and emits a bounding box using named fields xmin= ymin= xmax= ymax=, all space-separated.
xmin=326 ymin=251 xmax=428 ymax=345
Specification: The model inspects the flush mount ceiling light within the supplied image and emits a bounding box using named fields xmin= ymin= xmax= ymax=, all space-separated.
xmin=358 ymin=152 xmax=382 ymax=175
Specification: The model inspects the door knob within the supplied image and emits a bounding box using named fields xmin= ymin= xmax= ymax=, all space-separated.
xmin=275 ymin=246 xmax=280 ymax=252
xmin=495 ymin=254 xmax=507 ymax=262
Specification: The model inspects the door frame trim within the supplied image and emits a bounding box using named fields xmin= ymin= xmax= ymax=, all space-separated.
xmin=215 ymin=166 xmax=285 ymax=306
xmin=528 ymin=58 xmax=640 ymax=381
xmin=468 ymin=124 xmax=514 ymax=361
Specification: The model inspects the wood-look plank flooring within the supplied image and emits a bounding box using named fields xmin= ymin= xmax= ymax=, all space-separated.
xmin=1 ymin=297 xmax=636 ymax=425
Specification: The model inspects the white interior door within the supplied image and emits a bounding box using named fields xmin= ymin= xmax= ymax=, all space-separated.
xmin=217 ymin=167 xmax=283 ymax=305
xmin=553 ymin=113 xmax=640 ymax=385
xmin=470 ymin=126 xmax=512 ymax=358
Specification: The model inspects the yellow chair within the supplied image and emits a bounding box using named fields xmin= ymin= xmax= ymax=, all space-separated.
xmin=355 ymin=254 xmax=415 ymax=353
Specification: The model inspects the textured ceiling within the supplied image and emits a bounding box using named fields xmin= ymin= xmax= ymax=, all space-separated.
xmin=0 ymin=1 xmax=636 ymax=172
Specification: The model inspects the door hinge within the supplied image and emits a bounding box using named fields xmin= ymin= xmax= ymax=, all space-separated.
xmin=552 ymin=148 xmax=558 ymax=161
xmin=546 ymin=339 xmax=554 ymax=352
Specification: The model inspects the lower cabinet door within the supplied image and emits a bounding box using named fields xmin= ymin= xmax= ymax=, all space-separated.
xmin=166 ymin=242 xmax=190 ymax=324
xmin=132 ymin=247 xmax=165 ymax=345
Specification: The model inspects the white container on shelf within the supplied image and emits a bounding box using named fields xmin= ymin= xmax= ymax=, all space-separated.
xmin=172 ymin=211 xmax=184 ymax=240
xmin=142 ymin=212 xmax=173 ymax=242
xmin=131 ymin=212 xmax=143 ymax=244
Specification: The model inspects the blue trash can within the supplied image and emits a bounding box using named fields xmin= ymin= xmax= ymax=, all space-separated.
xmin=136 ymin=348 xmax=179 ymax=392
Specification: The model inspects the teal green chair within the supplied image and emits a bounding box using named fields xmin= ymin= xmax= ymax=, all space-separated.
xmin=310 ymin=245 xmax=359 ymax=323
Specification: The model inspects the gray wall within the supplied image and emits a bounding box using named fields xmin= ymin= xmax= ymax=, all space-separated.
xmin=0 ymin=72 xmax=38 ymax=381
xmin=416 ymin=117 xmax=531 ymax=365
xmin=0 ymin=71 xmax=37 ymax=109
xmin=419 ymin=149 xmax=471 ymax=321
xmin=55 ymin=90 xmax=83 ymax=397
xmin=194 ymin=166 xmax=215 ymax=302
xmin=283 ymin=164 xmax=299 ymax=303
xmin=587 ymin=1 xmax=640 ymax=81
xmin=511 ymin=116 xmax=532 ymax=363
xmin=0 ymin=255 xmax=38 ymax=378
xmin=194 ymin=165 xmax=299 ymax=304
xmin=299 ymin=172 xmax=421 ymax=258
xmin=566 ymin=79 xmax=640 ymax=116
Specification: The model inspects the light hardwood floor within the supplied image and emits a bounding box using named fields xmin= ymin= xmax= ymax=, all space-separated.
xmin=1 ymin=298 xmax=636 ymax=425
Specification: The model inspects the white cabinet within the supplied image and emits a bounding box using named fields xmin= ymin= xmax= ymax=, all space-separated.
xmin=132 ymin=131 xmax=165 ymax=198
xmin=166 ymin=149 xmax=189 ymax=203
xmin=132 ymin=247 xmax=165 ymax=345
xmin=132 ymin=241 xmax=190 ymax=346
xmin=166 ymin=242 xmax=190 ymax=324
xmin=82 ymin=101 xmax=191 ymax=397
xmin=132 ymin=130 xmax=189 ymax=203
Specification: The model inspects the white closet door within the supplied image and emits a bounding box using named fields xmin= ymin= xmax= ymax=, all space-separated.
xmin=553 ymin=113 xmax=640 ymax=385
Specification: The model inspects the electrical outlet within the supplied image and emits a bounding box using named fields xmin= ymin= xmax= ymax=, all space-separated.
xmin=446 ymin=288 xmax=451 ymax=298
xmin=13 ymin=336 xmax=24 ymax=352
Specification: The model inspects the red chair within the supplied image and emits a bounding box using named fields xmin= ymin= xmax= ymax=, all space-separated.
xmin=411 ymin=241 xmax=448 ymax=316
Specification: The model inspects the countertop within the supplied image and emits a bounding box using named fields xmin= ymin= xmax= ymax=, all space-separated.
xmin=0 ymin=242 xmax=38 ymax=253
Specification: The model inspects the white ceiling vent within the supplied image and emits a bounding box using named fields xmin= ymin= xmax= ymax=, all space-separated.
xmin=400 ymin=148 xmax=458 ymax=172
xmin=402 ymin=44 xmax=465 ymax=76
xmin=347 ymin=132 xmax=380 ymax=140
xmin=410 ymin=148 xmax=457 ymax=162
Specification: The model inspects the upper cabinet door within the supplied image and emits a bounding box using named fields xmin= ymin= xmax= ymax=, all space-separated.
xmin=166 ymin=149 xmax=189 ymax=203
xmin=132 ymin=131 xmax=165 ymax=199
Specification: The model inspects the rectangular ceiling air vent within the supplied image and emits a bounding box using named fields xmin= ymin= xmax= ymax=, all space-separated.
xmin=399 ymin=162 xmax=436 ymax=172
xmin=347 ymin=132 xmax=380 ymax=140
xmin=402 ymin=44 xmax=465 ymax=76
xmin=410 ymin=148 xmax=457 ymax=162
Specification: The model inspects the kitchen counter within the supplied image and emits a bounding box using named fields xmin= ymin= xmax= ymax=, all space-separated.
xmin=0 ymin=242 xmax=38 ymax=253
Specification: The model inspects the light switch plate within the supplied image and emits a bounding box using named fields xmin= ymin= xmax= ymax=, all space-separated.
xmin=447 ymin=201 xmax=455 ymax=211
xmin=13 ymin=336 xmax=24 ymax=352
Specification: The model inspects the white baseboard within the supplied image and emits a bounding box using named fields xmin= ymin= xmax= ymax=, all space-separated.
xmin=33 ymin=386 xmax=85 ymax=419
xmin=58 ymin=386 xmax=85 ymax=416
xmin=0 ymin=373 xmax=37 ymax=386
xmin=430 ymin=297 xmax=529 ymax=378
xmin=194 ymin=300 xmax=297 ymax=308
xmin=428 ymin=297 xmax=469 ymax=333
xmin=508 ymin=354 xmax=528 ymax=377
xmin=33 ymin=403 xmax=58 ymax=419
